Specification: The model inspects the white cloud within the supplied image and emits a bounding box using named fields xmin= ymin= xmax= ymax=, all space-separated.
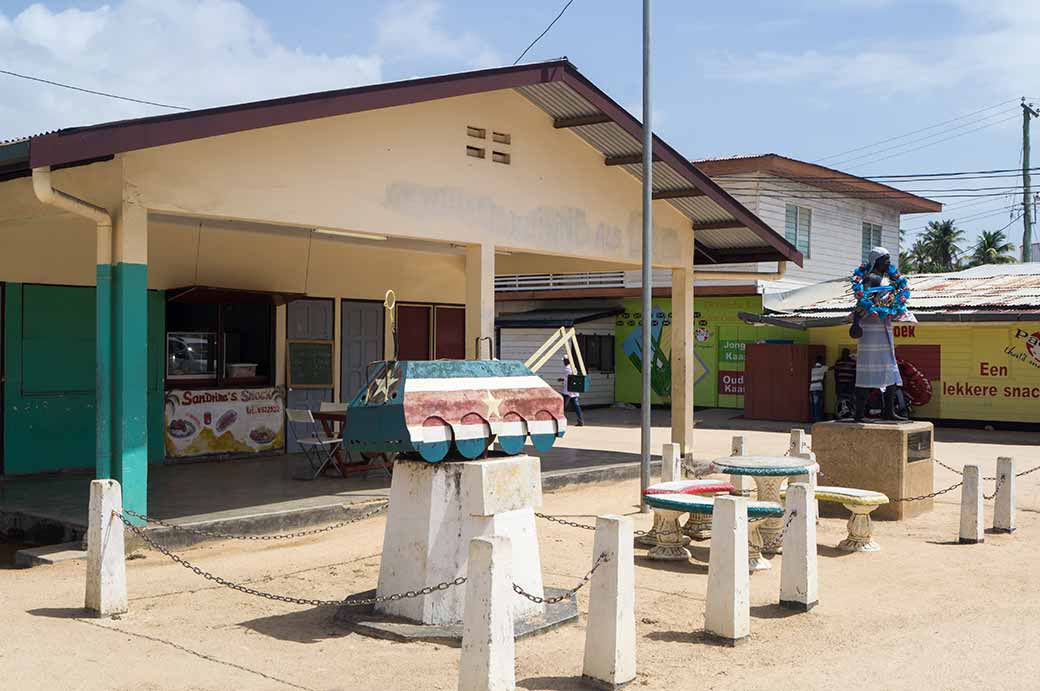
xmin=0 ymin=0 xmax=383 ymax=140
xmin=704 ymin=1 xmax=1040 ymax=98
xmin=376 ymin=0 xmax=502 ymax=69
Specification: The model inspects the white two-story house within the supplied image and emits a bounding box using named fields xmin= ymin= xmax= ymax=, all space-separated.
xmin=691 ymin=154 xmax=941 ymax=290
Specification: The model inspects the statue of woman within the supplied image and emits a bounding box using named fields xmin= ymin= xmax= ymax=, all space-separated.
xmin=849 ymin=247 xmax=909 ymax=422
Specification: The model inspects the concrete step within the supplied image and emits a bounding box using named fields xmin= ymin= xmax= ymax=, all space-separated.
xmin=14 ymin=541 xmax=87 ymax=568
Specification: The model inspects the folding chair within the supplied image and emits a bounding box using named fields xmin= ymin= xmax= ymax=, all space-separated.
xmin=286 ymin=408 xmax=343 ymax=480
xmin=317 ymin=402 xmax=394 ymax=481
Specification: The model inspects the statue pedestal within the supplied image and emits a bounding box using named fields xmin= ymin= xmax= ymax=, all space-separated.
xmin=374 ymin=455 xmax=545 ymax=625
xmin=810 ymin=421 xmax=934 ymax=521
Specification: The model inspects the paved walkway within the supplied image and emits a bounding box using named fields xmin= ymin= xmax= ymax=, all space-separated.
xmin=3 ymin=407 xmax=1037 ymax=540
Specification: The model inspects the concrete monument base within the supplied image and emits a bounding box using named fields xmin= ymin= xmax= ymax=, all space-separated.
xmin=811 ymin=421 xmax=935 ymax=521
xmin=372 ymin=454 xmax=546 ymax=626
xmin=335 ymin=587 xmax=577 ymax=646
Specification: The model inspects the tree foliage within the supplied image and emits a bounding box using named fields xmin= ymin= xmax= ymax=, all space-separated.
xmin=969 ymin=229 xmax=1016 ymax=266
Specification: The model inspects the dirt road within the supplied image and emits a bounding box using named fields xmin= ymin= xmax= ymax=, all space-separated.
xmin=4 ymin=467 xmax=1040 ymax=690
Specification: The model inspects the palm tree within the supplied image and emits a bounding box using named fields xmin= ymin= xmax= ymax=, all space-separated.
xmin=970 ymin=229 xmax=1016 ymax=266
xmin=907 ymin=238 xmax=934 ymax=273
xmin=921 ymin=219 xmax=965 ymax=272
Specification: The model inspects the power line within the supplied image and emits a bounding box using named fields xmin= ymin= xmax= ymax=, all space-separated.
xmin=816 ymin=98 xmax=1019 ymax=162
xmin=830 ymin=110 xmax=1020 ymax=168
xmin=0 ymin=68 xmax=189 ymax=111
xmin=850 ymin=113 xmax=1022 ymax=171
xmin=707 ymin=166 xmax=1040 ymax=182
xmin=513 ymin=0 xmax=575 ymax=65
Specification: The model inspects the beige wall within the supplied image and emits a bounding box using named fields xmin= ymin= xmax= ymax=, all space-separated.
xmin=123 ymin=88 xmax=692 ymax=268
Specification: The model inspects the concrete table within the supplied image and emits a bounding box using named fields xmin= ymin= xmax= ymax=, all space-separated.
xmin=642 ymin=493 xmax=784 ymax=571
xmin=711 ymin=456 xmax=819 ymax=555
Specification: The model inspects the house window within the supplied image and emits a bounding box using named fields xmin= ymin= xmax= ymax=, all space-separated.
xmin=862 ymin=222 xmax=883 ymax=262
xmin=784 ymin=204 xmax=811 ymax=258
xmin=577 ymin=334 xmax=615 ymax=373
xmin=166 ymin=301 xmax=273 ymax=386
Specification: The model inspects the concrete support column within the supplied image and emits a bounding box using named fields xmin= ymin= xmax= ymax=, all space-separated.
xmin=779 ymin=483 xmax=818 ymax=611
xmin=705 ymin=496 xmax=749 ymax=645
xmin=459 ymin=536 xmax=514 ymax=691
xmin=670 ymin=265 xmax=694 ymax=459
xmin=112 ymin=197 xmax=149 ymax=522
xmin=993 ymin=457 xmax=1016 ymax=534
xmin=85 ymin=479 xmax=127 ymax=617
xmin=582 ymin=515 xmax=636 ymax=689
xmin=465 ymin=243 xmax=495 ymax=360
xmin=959 ymin=464 xmax=983 ymax=544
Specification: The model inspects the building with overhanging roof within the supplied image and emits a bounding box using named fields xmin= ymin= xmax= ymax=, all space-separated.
xmin=0 ymin=59 xmax=800 ymax=524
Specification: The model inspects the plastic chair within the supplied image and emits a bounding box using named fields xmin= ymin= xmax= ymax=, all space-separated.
xmin=286 ymin=408 xmax=343 ymax=479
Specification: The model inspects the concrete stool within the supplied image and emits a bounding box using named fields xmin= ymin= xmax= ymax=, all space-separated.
xmin=637 ymin=480 xmax=735 ymax=549
xmin=643 ymin=494 xmax=783 ymax=570
xmin=785 ymin=486 xmax=889 ymax=552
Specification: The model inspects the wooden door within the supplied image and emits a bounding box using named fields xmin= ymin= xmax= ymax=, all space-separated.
xmin=434 ymin=306 xmax=465 ymax=359
xmin=342 ymin=300 xmax=384 ymax=401
xmin=397 ymin=305 xmax=432 ymax=360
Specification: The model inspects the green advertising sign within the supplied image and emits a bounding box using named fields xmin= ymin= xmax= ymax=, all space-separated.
xmin=615 ymin=295 xmax=805 ymax=409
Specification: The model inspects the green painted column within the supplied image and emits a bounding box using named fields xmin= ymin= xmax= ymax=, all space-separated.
xmin=113 ymin=262 xmax=148 ymax=521
xmin=96 ymin=263 xmax=112 ymax=480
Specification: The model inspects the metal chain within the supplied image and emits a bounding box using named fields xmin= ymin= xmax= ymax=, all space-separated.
xmin=512 ymin=552 xmax=609 ymax=605
xmin=984 ymin=476 xmax=1005 ymax=501
xmin=120 ymin=502 xmax=389 ymax=541
xmin=758 ymin=510 xmax=797 ymax=552
xmin=534 ymin=512 xmax=649 ymax=536
xmin=930 ymin=459 xmax=1040 ymax=482
xmin=116 ymin=511 xmax=464 ymax=607
xmin=890 ymin=480 xmax=964 ymax=503
xmin=934 ymin=459 xmax=965 ymax=476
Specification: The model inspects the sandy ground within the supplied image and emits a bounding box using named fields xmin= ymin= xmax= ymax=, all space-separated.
xmin=2 ymin=424 xmax=1039 ymax=691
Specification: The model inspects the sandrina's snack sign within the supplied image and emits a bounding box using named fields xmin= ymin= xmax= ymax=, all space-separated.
xmin=165 ymin=388 xmax=286 ymax=458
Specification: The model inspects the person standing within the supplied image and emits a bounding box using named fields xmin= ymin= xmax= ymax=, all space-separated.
xmin=559 ymin=356 xmax=585 ymax=426
xmin=810 ymin=355 xmax=828 ymax=422
xmin=832 ymin=349 xmax=857 ymax=419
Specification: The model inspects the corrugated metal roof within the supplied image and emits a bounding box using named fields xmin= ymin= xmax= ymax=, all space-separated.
xmin=514 ymin=79 xmax=786 ymax=256
xmin=769 ymin=267 xmax=1040 ymax=318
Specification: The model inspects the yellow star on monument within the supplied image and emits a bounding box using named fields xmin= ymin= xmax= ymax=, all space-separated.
xmin=481 ymin=389 xmax=503 ymax=418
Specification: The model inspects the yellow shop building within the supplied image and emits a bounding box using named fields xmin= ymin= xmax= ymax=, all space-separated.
xmin=746 ymin=264 xmax=1040 ymax=426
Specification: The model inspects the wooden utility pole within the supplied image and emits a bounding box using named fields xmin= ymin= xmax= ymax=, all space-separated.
xmin=1022 ymin=98 xmax=1039 ymax=263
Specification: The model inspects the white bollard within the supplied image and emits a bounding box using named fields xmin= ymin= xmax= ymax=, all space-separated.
xmin=993 ymin=457 xmax=1016 ymax=534
xmin=779 ymin=483 xmax=818 ymax=612
xmin=582 ymin=515 xmax=635 ymax=689
xmin=459 ymin=536 xmax=515 ymax=691
xmin=704 ymin=496 xmax=749 ymax=645
xmin=85 ymin=479 xmax=128 ymax=618
xmin=661 ymin=443 xmax=681 ymax=484
xmin=729 ymin=435 xmax=752 ymax=497
xmin=788 ymin=429 xmax=811 ymax=457
xmin=958 ymin=465 xmax=984 ymax=544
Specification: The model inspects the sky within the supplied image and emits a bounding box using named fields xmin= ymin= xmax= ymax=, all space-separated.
xmin=1 ymin=0 xmax=1038 ymax=251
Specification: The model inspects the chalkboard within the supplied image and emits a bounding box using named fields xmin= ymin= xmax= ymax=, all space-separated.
xmin=288 ymin=340 xmax=334 ymax=388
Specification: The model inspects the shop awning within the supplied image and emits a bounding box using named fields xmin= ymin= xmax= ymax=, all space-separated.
xmin=166 ymin=286 xmax=306 ymax=305
xmin=496 ymin=307 xmax=624 ymax=328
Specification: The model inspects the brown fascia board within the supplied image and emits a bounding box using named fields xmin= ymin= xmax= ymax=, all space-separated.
xmin=559 ymin=71 xmax=803 ymax=267
xmin=694 ymin=154 xmax=942 ymax=215
xmin=29 ymin=61 xmax=569 ymax=168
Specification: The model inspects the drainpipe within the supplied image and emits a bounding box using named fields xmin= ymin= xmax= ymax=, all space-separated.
xmin=32 ymin=167 xmax=113 ymax=480
xmin=692 ymin=260 xmax=787 ymax=282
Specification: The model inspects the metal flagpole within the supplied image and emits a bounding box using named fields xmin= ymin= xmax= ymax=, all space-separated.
xmin=639 ymin=0 xmax=653 ymax=512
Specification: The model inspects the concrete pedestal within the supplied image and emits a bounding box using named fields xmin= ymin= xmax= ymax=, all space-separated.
xmin=811 ymin=421 xmax=934 ymax=521
xmin=375 ymin=455 xmax=545 ymax=626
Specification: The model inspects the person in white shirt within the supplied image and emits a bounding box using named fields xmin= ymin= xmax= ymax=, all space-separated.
xmin=810 ymin=355 xmax=828 ymax=422
xmin=558 ymin=357 xmax=585 ymax=426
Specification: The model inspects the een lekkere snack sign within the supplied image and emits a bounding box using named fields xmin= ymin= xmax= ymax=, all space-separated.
xmin=165 ymin=388 xmax=286 ymax=457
